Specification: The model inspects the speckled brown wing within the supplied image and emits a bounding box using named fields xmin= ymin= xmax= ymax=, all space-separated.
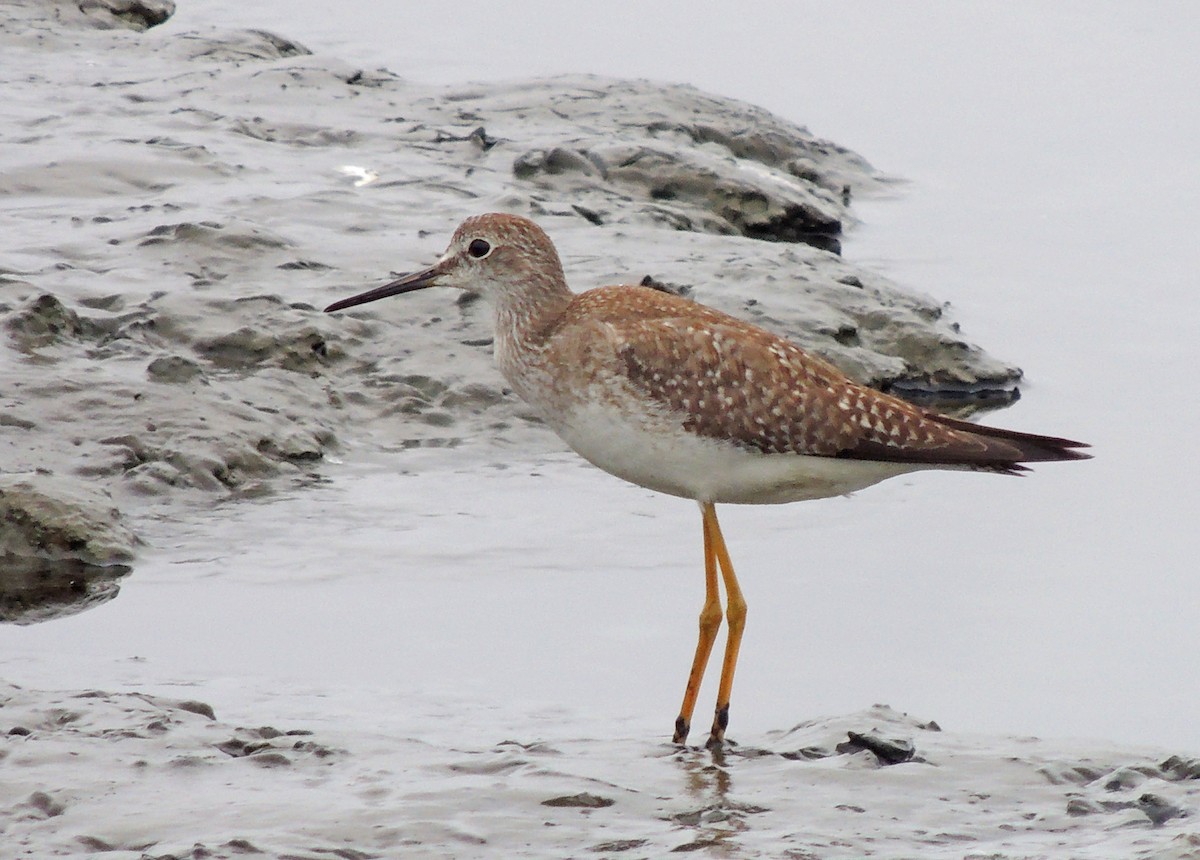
xmin=602 ymin=303 xmax=1039 ymax=468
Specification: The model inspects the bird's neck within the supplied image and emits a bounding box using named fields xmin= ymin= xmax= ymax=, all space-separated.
xmin=490 ymin=275 xmax=573 ymax=397
xmin=491 ymin=276 xmax=573 ymax=351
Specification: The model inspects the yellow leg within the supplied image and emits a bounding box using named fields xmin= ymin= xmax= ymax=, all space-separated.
xmin=672 ymin=502 xmax=724 ymax=744
xmin=705 ymin=503 xmax=746 ymax=748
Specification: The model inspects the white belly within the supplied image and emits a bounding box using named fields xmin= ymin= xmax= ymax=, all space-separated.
xmin=549 ymin=398 xmax=920 ymax=505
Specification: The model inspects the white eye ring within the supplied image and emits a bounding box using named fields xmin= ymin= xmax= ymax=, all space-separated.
xmin=468 ymin=238 xmax=492 ymax=259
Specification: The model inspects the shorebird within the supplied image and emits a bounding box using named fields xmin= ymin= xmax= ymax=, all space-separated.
xmin=325 ymin=213 xmax=1089 ymax=747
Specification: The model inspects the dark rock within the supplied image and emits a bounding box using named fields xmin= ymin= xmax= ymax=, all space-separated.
xmin=26 ymin=791 xmax=65 ymax=818
xmin=638 ymin=275 xmax=692 ymax=297
xmin=590 ymin=144 xmax=842 ymax=251
xmin=590 ymin=839 xmax=646 ymax=853
xmin=1066 ymin=797 xmax=1099 ymax=816
xmin=1103 ymin=767 xmax=1147 ymax=791
xmin=174 ymin=700 xmax=216 ymax=720
xmin=1138 ymin=793 xmax=1187 ymax=826
xmin=0 ymin=477 xmax=137 ymax=566
xmin=6 ymin=294 xmax=104 ymax=352
xmin=1038 ymin=764 xmax=1108 ymax=786
xmin=248 ymin=751 xmax=292 ymax=768
xmin=178 ymin=29 xmax=311 ymax=62
xmin=221 ymin=840 xmax=262 ymax=855
xmin=542 ymin=792 xmax=615 ymax=809
xmin=838 ymin=730 xmax=916 ymax=765
xmin=1161 ymin=755 xmax=1200 ymax=781
xmin=572 ymin=204 xmax=604 ymax=225
xmin=0 ymin=413 xmax=38 ymax=430
xmin=147 ymin=355 xmax=203 ymax=383
xmin=77 ymin=0 xmax=175 ymax=31
xmin=781 ymin=746 xmax=832 ymax=761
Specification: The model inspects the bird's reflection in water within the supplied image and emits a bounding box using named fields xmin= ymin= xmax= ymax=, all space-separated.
xmin=668 ymin=742 xmax=774 ymax=855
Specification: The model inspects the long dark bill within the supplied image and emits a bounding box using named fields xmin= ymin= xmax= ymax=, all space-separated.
xmin=324 ymin=266 xmax=441 ymax=313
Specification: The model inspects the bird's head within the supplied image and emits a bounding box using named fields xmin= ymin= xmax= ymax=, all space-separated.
xmin=324 ymin=213 xmax=567 ymax=313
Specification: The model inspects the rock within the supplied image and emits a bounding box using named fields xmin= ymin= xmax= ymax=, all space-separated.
xmin=0 ymin=476 xmax=137 ymax=566
xmin=6 ymin=294 xmax=105 ymax=352
xmin=838 ymin=729 xmax=917 ymax=765
xmin=147 ymin=355 xmax=203 ymax=383
xmin=1138 ymin=793 xmax=1188 ymax=826
xmin=541 ymin=792 xmax=615 ymax=809
xmin=1066 ymin=797 xmax=1100 ymax=816
xmin=1160 ymin=755 xmax=1200 ymax=781
xmin=0 ymin=477 xmax=135 ymax=624
xmin=173 ymin=700 xmax=217 ymax=720
xmin=54 ymin=0 xmax=176 ymax=31
xmin=1103 ymin=766 xmax=1149 ymax=791
xmin=176 ymin=28 xmax=311 ymax=62
xmin=590 ymin=142 xmax=843 ymax=250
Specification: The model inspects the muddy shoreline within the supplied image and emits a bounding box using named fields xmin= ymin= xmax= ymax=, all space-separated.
xmin=4 ymin=0 xmax=1022 ymax=572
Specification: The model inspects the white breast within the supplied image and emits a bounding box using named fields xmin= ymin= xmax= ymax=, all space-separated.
xmin=548 ymin=393 xmax=920 ymax=506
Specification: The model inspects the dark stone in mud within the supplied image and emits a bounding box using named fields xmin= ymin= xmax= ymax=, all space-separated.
xmin=542 ymin=792 xmax=615 ymax=809
xmin=248 ymin=751 xmax=292 ymax=768
xmin=174 ymin=28 xmax=313 ymax=63
xmin=24 ymin=791 xmax=65 ymax=819
xmin=838 ymin=730 xmax=916 ymax=765
xmin=147 ymin=355 xmax=203 ymax=383
xmin=439 ymin=382 xmax=506 ymax=411
xmin=591 ymin=839 xmax=648 ymax=852
xmin=519 ymin=141 xmax=845 ymax=252
xmin=1067 ymin=797 xmax=1100 ymax=816
xmin=781 ymin=746 xmax=832 ymax=761
xmin=256 ymin=431 xmax=326 ymax=463
xmin=0 ymin=413 xmax=38 ymax=431
xmin=514 ymin=147 xmax=601 ymax=179
xmin=0 ymin=477 xmax=137 ymax=566
xmin=6 ymin=294 xmax=104 ymax=352
xmin=639 ymin=275 xmax=692 ymax=297
xmin=1160 ymin=755 xmax=1200 ymax=781
xmin=76 ymin=0 xmax=175 ymax=31
xmin=215 ymin=725 xmax=339 ymax=765
xmin=1068 ymin=793 xmax=1189 ymax=827
xmin=187 ymin=308 xmax=340 ymax=373
xmin=75 ymin=836 xmax=115 ymax=852
xmin=1039 ymin=763 xmax=1109 ymax=786
xmin=1138 ymin=793 xmax=1187 ymax=826
xmin=139 ymin=221 xmax=291 ymax=252
xmin=174 ymin=700 xmax=217 ymax=720
xmin=1103 ymin=767 xmax=1149 ymax=791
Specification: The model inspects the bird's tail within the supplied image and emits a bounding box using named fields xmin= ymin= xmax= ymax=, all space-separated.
xmin=931 ymin=413 xmax=1092 ymax=471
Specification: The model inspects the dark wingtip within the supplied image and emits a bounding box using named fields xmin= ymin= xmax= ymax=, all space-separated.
xmin=932 ymin=415 xmax=1093 ymax=464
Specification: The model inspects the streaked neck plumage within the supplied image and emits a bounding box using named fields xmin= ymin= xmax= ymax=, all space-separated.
xmin=488 ymin=246 xmax=574 ymax=388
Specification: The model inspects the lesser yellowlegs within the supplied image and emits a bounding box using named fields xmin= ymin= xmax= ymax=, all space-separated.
xmin=325 ymin=213 xmax=1090 ymax=747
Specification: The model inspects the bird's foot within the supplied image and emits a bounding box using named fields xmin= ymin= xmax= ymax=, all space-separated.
xmin=672 ymin=715 xmax=690 ymax=745
xmin=705 ymin=703 xmax=730 ymax=748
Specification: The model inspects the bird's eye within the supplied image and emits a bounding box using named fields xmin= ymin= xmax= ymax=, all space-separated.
xmin=468 ymin=238 xmax=491 ymax=259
